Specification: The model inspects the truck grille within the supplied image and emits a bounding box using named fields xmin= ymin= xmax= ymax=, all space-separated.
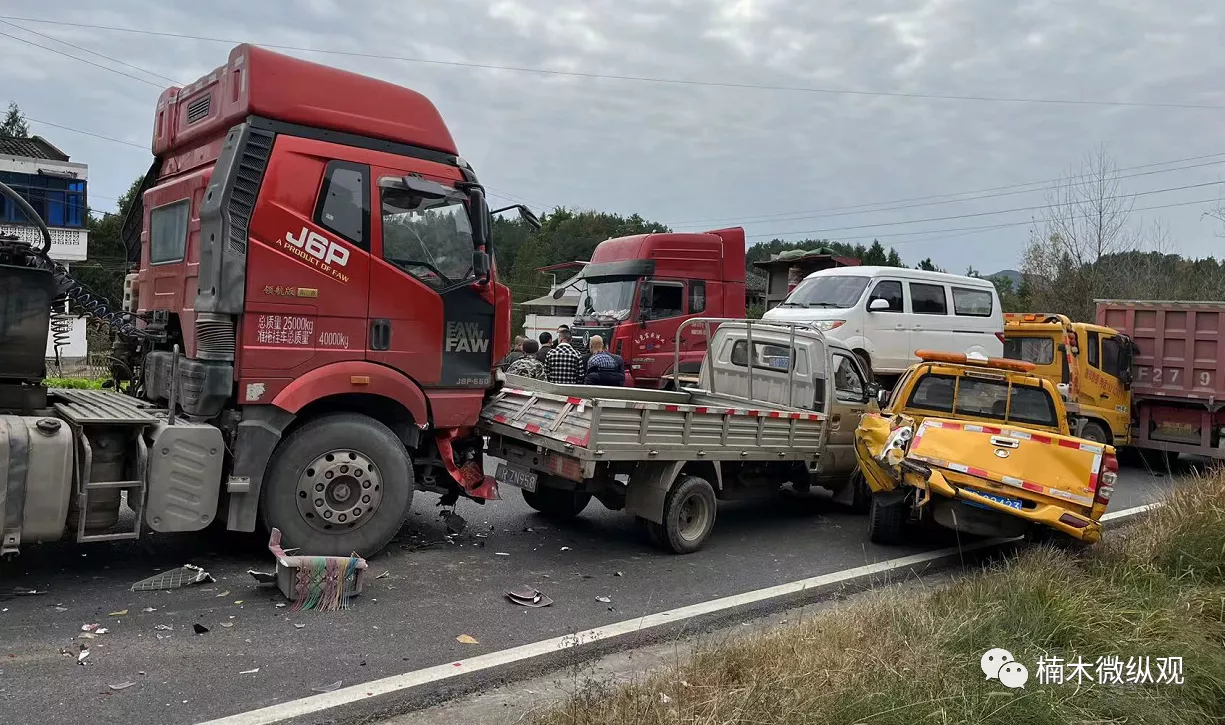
xmin=195 ymin=312 xmax=236 ymax=361
xmin=186 ymin=94 xmax=211 ymax=124
xmin=227 ymin=128 xmax=274 ymax=256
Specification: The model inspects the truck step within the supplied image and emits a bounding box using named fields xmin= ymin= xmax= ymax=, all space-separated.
xmin=52 ymin=389 xmax=161 ymax=425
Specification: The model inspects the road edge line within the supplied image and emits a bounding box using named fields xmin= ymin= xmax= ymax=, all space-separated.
xmin=198 ymin=502 xmax=1159 ymax=725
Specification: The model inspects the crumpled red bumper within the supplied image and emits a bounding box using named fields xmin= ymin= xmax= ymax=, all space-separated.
xmin=436 ymin=429 xmax=499 ymax=500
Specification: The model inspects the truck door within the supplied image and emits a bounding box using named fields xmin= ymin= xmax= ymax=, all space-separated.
xmin=823 ymin=351 xmax=871 ymax=479
xmin=1085 ymin=331 xmax=1132 ymax=440
xmin=633 ymin=279 xmax=688 ymax=385
xmin=366 ymin=168 xmax=494 ymax=394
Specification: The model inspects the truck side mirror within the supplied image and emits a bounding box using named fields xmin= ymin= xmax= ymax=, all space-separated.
xmin=472 ymin=250 xmax=490 ymax=278
xmin=869 ymin=298 xmax=890 ymax=312
xmin=876 ymin=387 xmax=891 ymax=408
xmin=865 ymin=381 xmax=881 ymax=405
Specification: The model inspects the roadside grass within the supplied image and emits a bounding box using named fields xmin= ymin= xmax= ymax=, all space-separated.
xmin=534 ymin=473 xmax=1225 ymax=725
xmin=43 ymin=377 xmax=107 ymax=389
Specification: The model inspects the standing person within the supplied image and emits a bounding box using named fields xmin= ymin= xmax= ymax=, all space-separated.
xmin=498 ymin=336 xmax=527 ymax=370
xmin=544 ymin=329 xmax=584 ymax=385
xmin=535 ymin=331 xmax=553 ymax=362
xmin=583 ymin=335 xmax=625 ymax=386
xmin=505 ymin=339 xmax=547 ymax=380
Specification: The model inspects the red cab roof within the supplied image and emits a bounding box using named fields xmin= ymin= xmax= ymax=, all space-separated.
xmin=152 ymin=44 xmax=457 ymax=157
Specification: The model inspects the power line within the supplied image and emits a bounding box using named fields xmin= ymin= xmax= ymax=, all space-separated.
xmin=743 ymin=181 xmax=1223 ymax=238
xmin=24 ymin=116 xmax=147 ymax=149
xmin=0 ymin=19 xmax=182 ymax=85
xmin=671 ymin=152 xmax=1225 ymax=227
xmin=750 ymin=196 xmax=1223 ymax=244
xmin=3 ymin=15 xmax=1222 ymax=111
xmin=0 ymin=29 xmax=164 ymax=88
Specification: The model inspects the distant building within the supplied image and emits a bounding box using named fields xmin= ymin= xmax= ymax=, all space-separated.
xmin=753 ymin=249 xmax=860 ymax=310
xmin=521 ymin=261 xmax=586 ymax=340
xmin=0 ymin=135 xmax=89 ymax=359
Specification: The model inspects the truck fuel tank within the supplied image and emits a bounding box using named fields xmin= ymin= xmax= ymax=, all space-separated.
xmin=0 ymin=416 xmax=74 ymax=554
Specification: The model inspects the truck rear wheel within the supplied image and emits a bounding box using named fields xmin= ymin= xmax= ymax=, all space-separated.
xmin=261 ymin=413 xmax=413 ymax=557
xmin=522 ymin=486 xmax=591 ymax=520
xmin=867 ymin=494 xmax=907 ymax=544
xmin=1080 ymin=421 xmax=1110 ymax=445
xmin=659 ymin=475 xmax=718 ymax=554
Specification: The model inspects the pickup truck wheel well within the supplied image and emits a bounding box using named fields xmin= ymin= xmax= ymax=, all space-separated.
xmin=289 ymin=393 xmax=421 ymax=450
xmin=681 ymin=461 xmax=721 ymax=491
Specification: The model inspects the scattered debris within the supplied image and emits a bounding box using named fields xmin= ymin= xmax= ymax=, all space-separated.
xmin=267 ymin=528 xmax=367 ymax=611
xmin=192 ymin=623 xmax=209 ymax=635
xmin=216 ymin=591 xmax=231 ymax=598
xmin=130 ymin=565 xmax=214 ymax=592
xmin=443 ymin=510 xmax=467 ymax=534
xmin=248 ymin=570 xmax=277 ymax=584
xmin=220 ymin=622 xmax=234 ymax=628
xmin=505 ymin=585 xmax=553 ymax=608
xmin=54 ymin=606 xmax=68 ymax=613
xmin=293 ymin=623 xmax=306 ymax=629
xmin=80 ymin=623 xmax=108 ymax=634
xmin=108 ymin=609 xmax=128 ymax=617
xmin=141 ymin=607 xmax=157 ymax=613
xmin=312 ymin=680 xmax=343 ymax=694
xmin=614 ymin=571 xmax=624 ymax=577
xmin=275 ymin=603 xmax=286 ymax=608
xmin=560 ymin=546 xmax=572 ymax=551
xmin=239 ymin=668 xmax=260 ymax=675
xmin=595 ymin=596 xmax=612 ymax=603
xmin=109 ymin=682 xmax=135 ymax=691
xmin=456 ymin=634 xmax=479 ymax=644
xmin=10 ymin=587 xmax=44 ymax=596
xmin=374 ymin=571 xmax=390 ymax=580
xmin=495 ymin=552 xmax=510 ymax=556
xmin=77 ymin=648 xmax=90 ymax=664
xmin=659 ymin=693 xmax=672 ymax=704
xmin=153 ymin=624 xmax=173 ymax=631
xmin=233 ymin=600 xmax=243 ymax=605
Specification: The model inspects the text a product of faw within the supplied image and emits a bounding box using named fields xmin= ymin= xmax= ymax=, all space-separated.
xmin=272 ymin=226 xmax=352 ymax=283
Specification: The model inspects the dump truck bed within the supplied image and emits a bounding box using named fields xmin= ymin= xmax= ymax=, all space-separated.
xmin=1098 ymin=300 xmax=1225 ymax=402
xmin=481 ymin=375 xmax=826 ymax=467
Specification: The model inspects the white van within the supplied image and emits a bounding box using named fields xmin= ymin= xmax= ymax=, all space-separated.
xmin=761 ymin=266 xmax=1004 ymax=379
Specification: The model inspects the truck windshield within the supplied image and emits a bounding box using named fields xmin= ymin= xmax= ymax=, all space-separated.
xmin=576 ymin=278 xmax=636 ymax=321
xmin=782 ymin=276 xmax=869 ymax=309
xmin=379 ymin=181 xmax=474 ymax=288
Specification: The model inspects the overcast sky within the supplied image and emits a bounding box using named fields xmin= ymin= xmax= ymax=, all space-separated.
xmin=2 ymin=0 xmax=1222 ymax=273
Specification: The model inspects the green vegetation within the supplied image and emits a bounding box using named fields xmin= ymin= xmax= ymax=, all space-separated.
xmin=533 ymin=474 xmax=1225 ymax=725
xmin=43 ymin=377 xmax=107 ymax=389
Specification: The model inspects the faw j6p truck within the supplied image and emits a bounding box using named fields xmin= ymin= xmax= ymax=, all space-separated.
xmin=0 ymin=44 xmax=538 ymax=558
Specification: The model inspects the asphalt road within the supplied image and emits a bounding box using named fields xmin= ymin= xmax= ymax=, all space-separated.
xmin=0 ymin=458 xmax=1184 ymax=725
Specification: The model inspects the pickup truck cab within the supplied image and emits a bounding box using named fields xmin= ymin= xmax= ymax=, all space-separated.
xmin=481 ymin=319 xmax=876 ymax=553
xmin=855 ymin=350 xmax=1118 ymax=545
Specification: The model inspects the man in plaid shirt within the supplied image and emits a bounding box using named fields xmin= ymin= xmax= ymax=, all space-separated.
xmin=545 ymin=329 xmax=584 ymax=384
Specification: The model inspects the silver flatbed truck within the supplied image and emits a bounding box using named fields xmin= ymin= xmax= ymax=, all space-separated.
xmin=480 ymin=319 xmax=877 ymax=552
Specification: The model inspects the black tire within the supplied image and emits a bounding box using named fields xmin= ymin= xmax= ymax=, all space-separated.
xmin=660 ymin=475 xmax=718 ymax=554
xmin=1080 ymin=421 xmax=1110 ymax=445
xmin=522 ymin=486 xmax=592 ymax=520
xmin=848 ymin=471 xmax=872 ymax=514
xmin=867 ymin=494 xmax=907 ymax=545
xmin=260 ymin=413 xmax=413 ymax=557
xmin=636 ymin=516 xmax=667 ymax=548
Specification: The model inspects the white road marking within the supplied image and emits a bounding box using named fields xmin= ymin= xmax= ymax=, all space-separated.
xmin=199 ymin=503 xmax=1158 ymax=725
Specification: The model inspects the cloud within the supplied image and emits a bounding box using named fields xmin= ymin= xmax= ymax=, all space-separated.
xmin=2 ymin=0 xmax=1221 ymax=270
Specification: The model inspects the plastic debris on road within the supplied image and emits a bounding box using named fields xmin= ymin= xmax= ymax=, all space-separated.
xmin=312 ymin=680 xmax=343 ymax=693
xmin=109 ymin=682 xmax=135 ymax=690
xmin=77 ymin=648 xmax=90 ymax=664
xmin=248 ymin=570 xmax=277 ymax=584
xmin=374 ymin=571 xmax=390 ymax=580
xmin=456 ymin=634 xmax=479 ymax=644
xmin=293 ymin=623 xmax=306 ymax=629
xmin=192 ymin=623 xmax=209 ymax=635
xmin=505 ymin=585 xmax=553 ymax=608
xmin=108 ymin=609 xmax=128 ymax=616
xmin=153 ymin=624 xmax=173 ymax=631
xmin=265 ymin=528 xmax=367 ymax=612
xmin=595 ymin=596 xmax=612 ymax=603
xmin=560 ymin=546 xmax=572 ymax=551
xmin=80 ymin=624 xmax=108 ymax=634
xmin=141 ymin=607 xmax=157 ymax=613
xmin=130 ymin=565 xmax=214 ymax=592
xmin=220 ymin=622 xmax=234 ymax=628
xmin=216 ymin=591 xmax=231 ymax=598
xmin=443 ymin=510 xmax=467 ymax=534
xmin=239 ymin=668 xmax=260 ymax=675
xmin=495 ymin=552 xmax=510 ymax=556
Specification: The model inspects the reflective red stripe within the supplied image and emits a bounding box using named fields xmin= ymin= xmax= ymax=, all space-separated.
xmin=748 ymin=410 xmax=760 ymax=416
xmin=1022 ymin=482 xmax=1043 ymax=493
xmin=524 ymin=423 xmax=541 ymax=433
xmin=981 ymin=426 xmax=1002 ymax=434
xmin=493 ymin=415 xmax=507 ymax=423
xmin=1030 ymin=434 xmax=1052 ymax=445
xmin=665 ymin=405 xmax=680 ymax=412
xmin=1057 ymin=439 xmax=1081 ymax=449
xmin=567 ymin=397 xmax=583 ymax=405
xmin=565 ymin=435 xmax=585 ymax=446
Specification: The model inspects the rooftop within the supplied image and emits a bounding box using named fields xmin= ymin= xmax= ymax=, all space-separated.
xmin=0 ymin=135 xmax=69 ymax=162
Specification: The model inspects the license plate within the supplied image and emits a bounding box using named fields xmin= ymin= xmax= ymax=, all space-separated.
xmin=495 ymin=463 xmax=537 ymax=492
xmin=971 ymin=490 xmax=1024 ymax=510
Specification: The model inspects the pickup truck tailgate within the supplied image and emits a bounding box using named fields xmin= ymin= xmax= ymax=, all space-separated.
xmin=909 ymin=419 xmax=1106 ymax=507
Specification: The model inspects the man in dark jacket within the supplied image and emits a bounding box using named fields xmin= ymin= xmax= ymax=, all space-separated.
xmin=583 ymin=335 xmax=625 ymax=386
xmin=535 ymin=331 xmax=553 ymax=362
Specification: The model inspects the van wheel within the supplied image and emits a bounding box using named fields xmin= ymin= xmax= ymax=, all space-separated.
xmin=522 ymin=487 xmax=592 ymax=520
xmin=867 ymin=494 xmax=907 ymax=545
xmin=660 ymin=475 xmax=718 ymax=554
xmin=1080 ymin=421 xmax=1110 ymax=445
xmin=260 ymin=413 xmax=413 ymax=557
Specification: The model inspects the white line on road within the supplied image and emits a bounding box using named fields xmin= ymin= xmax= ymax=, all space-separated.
xmin=199 ymin=503 xmax=1158 ymax=725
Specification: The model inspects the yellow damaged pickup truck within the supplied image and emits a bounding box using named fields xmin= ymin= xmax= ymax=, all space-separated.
xmin=855 ymin=350 xmax=1118 ymax=545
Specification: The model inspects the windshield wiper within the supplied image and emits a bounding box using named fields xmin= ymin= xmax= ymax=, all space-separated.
xmin=779 ymin=301 xmax=809 ymax=308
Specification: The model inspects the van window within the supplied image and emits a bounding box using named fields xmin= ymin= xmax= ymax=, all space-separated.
xmin=689 ymin=281 xmax=706 ymax=314
xmin=784 ymin=275 xmax=869 ymax=309
xmin=909 ymin=283 xmax=948 ymax=315
xmin=646 ymin=282 xmax=684 ymax=319
xmin=1087 ymin=331 xmax=1100 ymax=368
xmin=149 ymin=199 xmax=190 ymax=264
xmin=952 ymin=287 xmax=993 ymax=317
xmin=315 ymin=161 xmax=369 ymax=249
xmin=1003 ymin=337 xmax=1054 ymax=365
xmin=867 ymin=280 xmax=903 ymax=312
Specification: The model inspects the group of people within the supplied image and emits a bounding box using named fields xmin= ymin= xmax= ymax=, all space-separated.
xmin=499 ymin=325 xmax=626 ymax=387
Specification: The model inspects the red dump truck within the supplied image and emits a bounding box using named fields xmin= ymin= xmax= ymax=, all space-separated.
xmin=1097 ymin=300 xmax=1225 ymax=459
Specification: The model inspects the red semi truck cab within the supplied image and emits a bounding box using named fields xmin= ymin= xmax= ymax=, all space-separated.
xmin=120 ymin=44 xmax=515 ymax=553
xmin=570 ymin=227 xmax=746 ymax=388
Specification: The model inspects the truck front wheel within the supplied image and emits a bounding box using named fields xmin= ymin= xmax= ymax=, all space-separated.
xmin=522 ymin=486 xmax=592 ymax=520
xmin=261 ymin=413 xmax=413 ymax=557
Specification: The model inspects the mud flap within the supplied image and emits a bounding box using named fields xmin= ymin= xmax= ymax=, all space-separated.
xmin=437 ymin=429 xmax=499 ymax=500
xmin=625 ymin=460 xmax=685 ymax=525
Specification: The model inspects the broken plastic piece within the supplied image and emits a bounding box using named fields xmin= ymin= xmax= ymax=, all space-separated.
xmin=192 ymin=623 xmax=209 ymax=635
xmin=248 ymin=570 xmax=277 ymax=584
xmin=108 ymin=609 xmax=128 ymax=616
xmin=220 ymin=622 xmax=234 ymax=628
xmin=130 ymin=565 xmax=214 ymax=592
xmin=560 ymin=546 xmax=571 ymax=551
xmin=239 ymin=668 xmax=260 ymax=674
xmin=443 ymin=511 xmax=467 ymax=534
xmin=505 ymin=585 xmax=553 ymax=608
xmin=109 ymin=682 xmax=135 ymax=690
xmin=495 ymin=552 xmax=510 ymax=556
xmin=293 ymin=623 xmax=306 ymax=629
xmin=153 ymin=624 xmax=173 ymax=631
xmin=595 ymin=596 xmax=611 ymax=603
xmin=312 ymin=680 xmax=343 ymax=693
xmin=77 ymin=649 xmax=90 ymax=664
xmin=456 ymin=634 xmax=479 ymax=644
xmin=141 ymin=607 xmax=157 ymax=613
xmin=375 ymin=571 xmax=390 ymax=580
xmin=267 ymin=528 xmax=367 ymax=612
